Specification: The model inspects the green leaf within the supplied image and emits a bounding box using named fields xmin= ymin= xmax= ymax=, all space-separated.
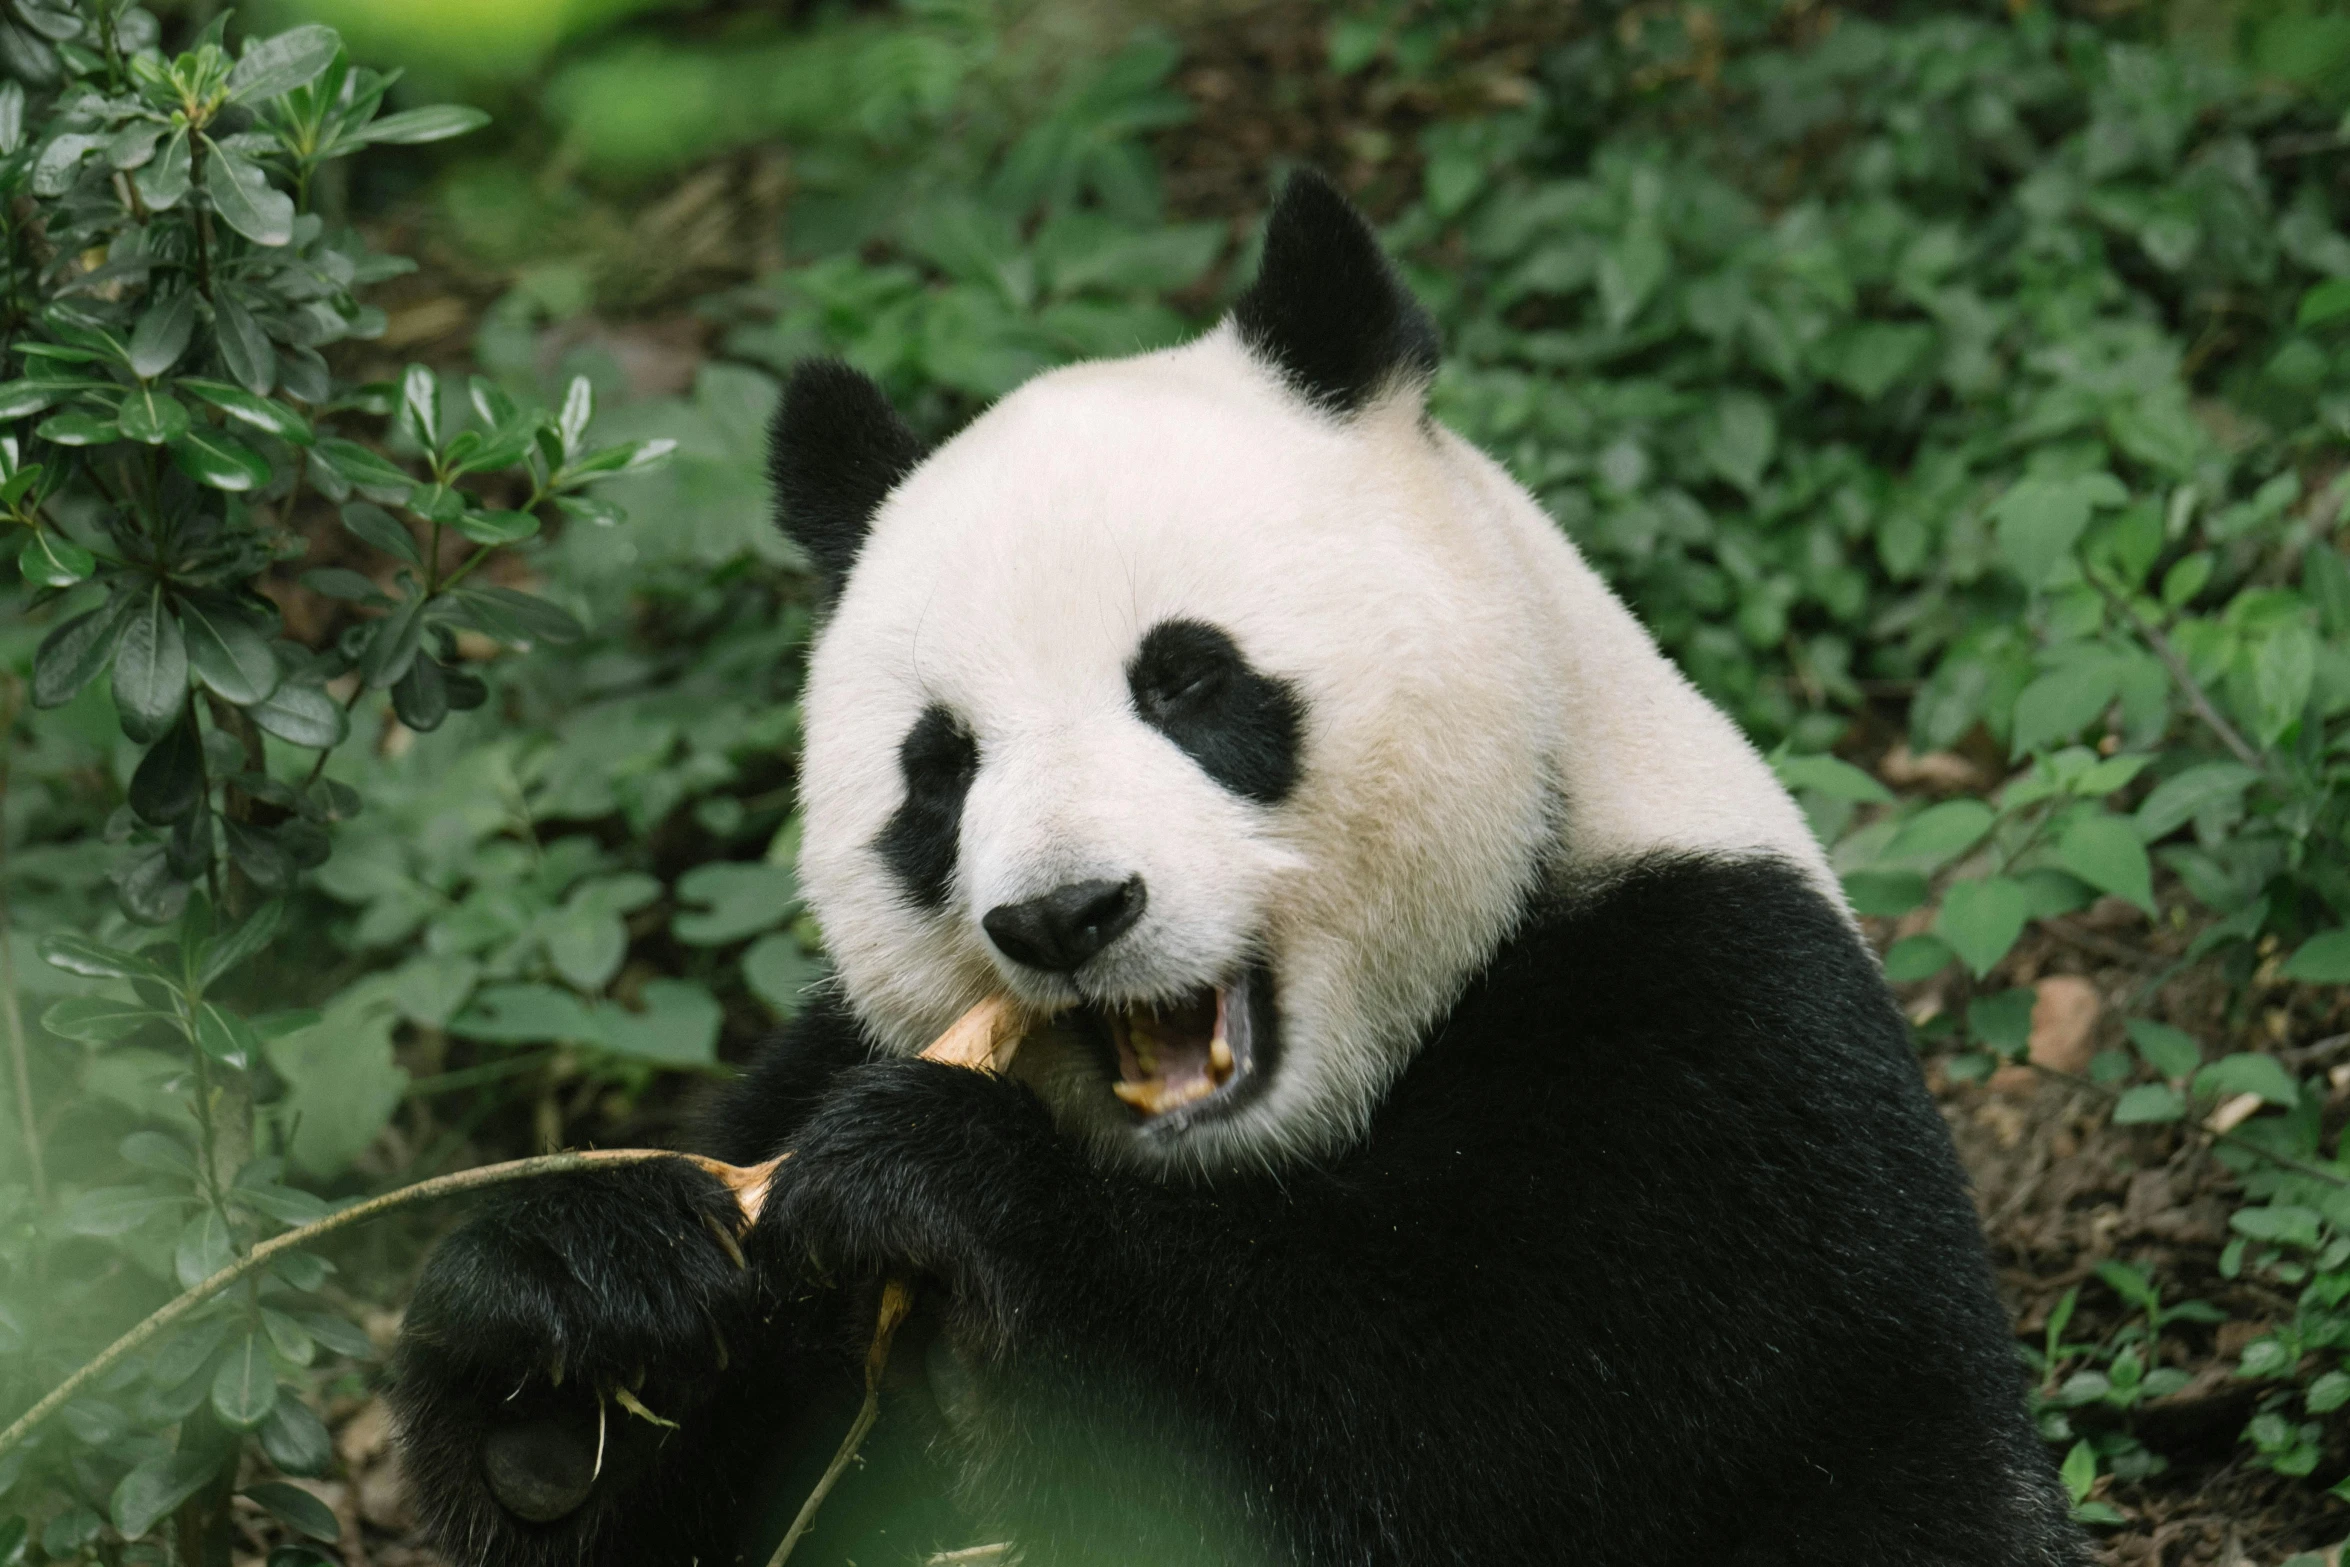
xmin=1774 ymin=752 xmax=1893 ymax=803
xmin=355 ymin=104 xmax=491 ymax=145
xmin=248 ymin=682 xmax=346 ymax=749
xmin=1934 ymin=876 xmax=2030 ymax=977
xmin=127 ymin=288 xmax=196 ymax=379
xmin=1882 ymin=934 xmax=1954 ymax=982
xmin=136 ymin=125 xmax=191 ymax=208
xmin=1878 ymin=800 xmax=1996 ymax=867
xmin=2010 ymin=661 xmax=2122 ymax=756
xmin=110 ymin=1451 xmax=221 ymax=1539
xmin=258 ymin=1306 xmax=318 ymax=1363
xmin=2135 ymin=761 xmax=2258 ymax=840
xmin=451 ymin=981 xmax=595 ymax=1044
xmin=203 ymin=141 xmax=295 ymax=246
xmin=59 ymin=1184 xmax=180 ymax=1236
xmin=212 ymin=290 xmax=275 ymax=395
xmin=593 ymin=979 xmax=721 ymax=1067
xmin=558 ymin=437 xmax=678 ymax=483
xmin=2056 ymin=814 xmax=2155 ymax=915
xmin=39 ymin=933 xmax=162 ymax=982
xmin=2283 ymin=929 xmax=2350 ymax=983
xmin=173 ymin=427 xmax=273 ymax=491
xmin=452 ymin=508 xmax=539 ymax=546
xmin=338 ymin=500 xmax=422 ymax=564
xmin=1841 ymin=869 xmax=1927 ymax=917
xmin=673 ymin=861 xmax=799 ymax=945
xmin=1701 ymin=394 xmax=1776 ymax=494
xmin=2298 ymin=276 xmax=2350 ymax=328
xmin=2111 ymin=1083 xmax=2185 ymax=1124
xmin=128 ymin=715 xmax=205 ymax=825
xmin=400 ymin=362 xmax=439 ymax=448
xmin=31 ymin=592 xmax=136 ymax=709
xmin=111 ymin=587 xmax=187 ymax=743
xmin=743 ymin=932 xmax=823 ymax=1019
xmin=0 ymin=378 xmax=102 ymax=418
xmin=115 ymin=384 xmax=190 ymax=444
xmin=195 ymin=1002 xmax=263 ymax=1068
xmin=240 ymin=1480 xmax=337 ymax=1543
xmin=450 ymin=586 xmax=584 ymax=646
xmin=35 ymin=409 xmax=118 ymax=447
xmin=1992 ymin=472 xmax=2128 ymax=589
xmin=211 ymin=1333 xmax=278 ymax=1429
xmin=40 ymin=995 xmax=163 ymax=1043
xmin=356 ymin=593 xmax=425 ymax=690
xmin=2125 ymin=1019 xmax=2202 ymax=1078
xmin=227 ymin=23 xmax=340 ymax=102
xmin=202 ymin=900 xmax=283 ymax=988
xmin=179 ymin=378 xmax=313 ymax=444
xmin=18 ymin=529 xmax=93 ymax=588
xmin=2195 ymin=1053 xmax=2299 ymax=1108
xmin=258 ymin=1397 xmax=333 ymax=1477
xmin=179 ymin=592 xmax=281 ymax=704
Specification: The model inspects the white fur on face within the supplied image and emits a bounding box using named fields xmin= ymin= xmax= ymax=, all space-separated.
xmin=796 ymin=325 xmax=1833 ymax=1170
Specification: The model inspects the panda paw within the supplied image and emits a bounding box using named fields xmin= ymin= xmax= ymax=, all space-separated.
xmin=389 ymin=1160 xmax=753 ymax=1564
xmin=761 ymin=1058 xmax=1087 ymax=1348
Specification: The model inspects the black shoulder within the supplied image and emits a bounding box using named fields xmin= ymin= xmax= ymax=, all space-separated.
xmin=766 ymin=359 xmax=926 ymax=595
xmin=697 ymin=989 xmax=877 ymax=1164
xmin=1230 ymin=169 xmax=1439 ymax=418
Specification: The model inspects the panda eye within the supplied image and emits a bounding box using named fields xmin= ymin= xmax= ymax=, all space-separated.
xmin=1141 ymin=659 xmax=1226 ymax=714
xmin=899 ymin=706 xmax=978 ymax=794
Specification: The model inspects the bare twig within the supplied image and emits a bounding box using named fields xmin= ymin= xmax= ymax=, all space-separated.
xmin=2091 ymin=578 xmax=2266 ymax=772
xmin=0 ymin=1148 xmax=717 ymax=1466
xmin=2022 ymin=1059 xmax=2350 ymax=1189
xmin=766 ymin=1279 xmax=916 ymax=1567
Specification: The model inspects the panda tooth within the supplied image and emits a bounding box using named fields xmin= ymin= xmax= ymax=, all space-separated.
xmin=1209 ymin=1034 xmax=1234 ymax=1080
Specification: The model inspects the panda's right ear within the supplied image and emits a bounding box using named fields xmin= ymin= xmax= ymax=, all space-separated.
xmin=767 ymin=359 xmax=927 ymax=594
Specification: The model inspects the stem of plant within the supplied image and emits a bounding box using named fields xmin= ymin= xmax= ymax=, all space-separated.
xmin=765 ymin=1279 xmax=915 ymax=1567
xmin=0 ymin=674 xmax=45 ymax=1207
xmin=2091 ymin=577 xmax=2266 ymax=773
xmin=0 ymin=1148 xmax=705 ymax=1467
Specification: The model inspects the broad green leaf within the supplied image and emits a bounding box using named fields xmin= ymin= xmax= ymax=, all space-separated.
xmin=2300 ymin=276 xmax=2350 ymax=328
xmin=1774 ymin=752 xmax=1893 ymax=803
xmin=559 ymin=437 xmax=678 ymax=482
xmin=2110 ymin=1083 xmax=2185 ymax=1125
xmin=258 ymin=1307 xmax=317 ymax=1365
xmin=18 ymin=529 xmax=93 ymax=587
xmin=115 ymin=385 xmax=190 ymax=444
xmin=2056 ymin=814 xmax=2155 ymax=915
xmin=0 ymin=378 xmax=101 ymax=418
xmin=1992 ymin=472 xmax=2128 ymax=589
xmin=40 ymin=996 xmax=163 ymax=1043
xmin=2010 ymin=661 xmax=2122 ymax=757
xmin=135 ymin=125 xmax=190 ymax=207
xmin=111 ymin=587 xmax=187 ymax=743
xmin=211 ymin=1333 xmax=278 ymax=1429
xmin=110 ymin=1452 xmax=221 ymax=1539
xmin=592 ymin=980 xmax=720 ymax=1067
xmin=674 ymin=861 xmax=799 ymax=945
xmin=245 ymin=1481 xmax=338 ymax=1542
xmin=180 ymin=378 xmax=312 ymax=443
xmin=179 ymin=592 xmax=281 ymax=704
xmin=400 ymin=362 xmax=438 ymax=447
xmin=128 ymin=716 xmax=204 ymax=825
xmin=39 ymin=933 xmax=161 ymax=981
xmin=316 ymin=437 xmax=414 ymax=496
xmin=59 ymin=1184 xmax=180 ymax=1237
xmin=127 ymin=288 xmax=195 ymax=379
xmin=356 ymin=593 xmax=425 ymax=690
xmin=212 ymin=290 xmax=275 ymax=394
xmin=248 ymin=682 xmax=346 ymax=749
xmin=2135 ymin=762 xmax=2258 ymax=840
xmin=338 ymin=501 xmax=422 ymax=564
xmin=743 ymin=932 xmax=823 ymax=1018
xmin=203 ymin=142 xmax=295 ymax=245
xmin=453 ymin=509 xmax=539 ymax=546
xmin=1881 ymin=934 xmax=1954 ymax=983
xmin=1877 ymin=800 xmax=1996 ymax=867
xmin=354 ymin=104 xmax=490 ymax=145
xmin=202 ymin=900 xmax=284 ymax=988
xmin=195 ymin=1002 xmax=262 ymax=1068
xmin=1841 ymin=869 xmax=1927 ymax=917
xmin=34 ymin=410 xmax=117 ymax=446
xmin=173 ymin=427 xmax=273 ymax=491
xmin=2283 ymin=929 xmax=2350 ymax=984
xmin=1934 ymin=876 xmax=2029 ymax=977
xmin=2125 ymin=1019 xmax=2202 ymax=1079
xmin=2194 ymin=1053 xmax=2298 ymax=1108
xmin=227 ymin=23 xmax=340 ymax=102
xmin=258 ymin=1398 xmax=333 ymax=1477
xmin=450 ymin=586 xmax=584 ymax=646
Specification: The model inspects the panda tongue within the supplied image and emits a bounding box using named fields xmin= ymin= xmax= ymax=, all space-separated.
xmin=1111 ymin=988 xmax=1232 ymax=1116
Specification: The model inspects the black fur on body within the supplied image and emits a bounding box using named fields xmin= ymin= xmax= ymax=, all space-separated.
xmin=390 ymin=855 xmax=2085 ymax=1567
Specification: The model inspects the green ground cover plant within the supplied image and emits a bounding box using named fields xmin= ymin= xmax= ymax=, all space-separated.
xmin=4 ymin=0 xmax=2350 ymax=1559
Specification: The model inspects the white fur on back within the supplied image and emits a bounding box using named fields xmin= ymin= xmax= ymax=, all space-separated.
xmin=796 ymin=323 xmax=1834 ymax=1168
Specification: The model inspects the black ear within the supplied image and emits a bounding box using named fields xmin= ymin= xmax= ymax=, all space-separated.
xmin=767 ymin=359 xmax=927 ymax=591
xmin=1230 ymin=169 xmax=1439 ymax=417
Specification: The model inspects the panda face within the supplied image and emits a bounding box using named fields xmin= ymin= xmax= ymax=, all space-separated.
xmin=794 ymin=340 xmax=1565 ymax=1171
xmin=778 ymin=173 xmax=1833 ymax=1173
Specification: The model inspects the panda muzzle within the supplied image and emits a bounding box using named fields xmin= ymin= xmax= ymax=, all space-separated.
xmin=1105 ymin=973 xmax=1254 ymax=1118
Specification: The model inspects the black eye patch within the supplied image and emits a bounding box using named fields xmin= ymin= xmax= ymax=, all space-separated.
xmin=876 ymin=703 xmax=978 ymax=909
xmin=1126 ymin=620 xmax=1304 ymax=805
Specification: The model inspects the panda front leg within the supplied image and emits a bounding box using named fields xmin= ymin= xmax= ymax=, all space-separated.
xmin=388 ymin=1157 xmax=795 ymax=1567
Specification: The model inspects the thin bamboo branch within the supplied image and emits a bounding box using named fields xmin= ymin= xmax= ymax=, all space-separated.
xmin=766 ymin=1279 xmax=915 ymax=1567
xmin=0 ymin=1148 xmax=716 ymax=1466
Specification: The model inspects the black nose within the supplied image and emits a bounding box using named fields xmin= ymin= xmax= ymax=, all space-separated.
xmin=982 ymin=877 xmax=1147 ymax=974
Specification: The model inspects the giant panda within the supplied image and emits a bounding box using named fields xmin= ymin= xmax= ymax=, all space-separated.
xmin=389 ymin=171 xmax=2086 ymax=1567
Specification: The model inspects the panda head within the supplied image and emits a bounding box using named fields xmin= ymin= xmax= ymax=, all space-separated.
xmin=775 ymin=172 xmax=1797 ymax=1172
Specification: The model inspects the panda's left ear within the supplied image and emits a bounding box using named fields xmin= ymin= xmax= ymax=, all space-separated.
xmin=1230 ymin=169 xmax=1439 ymax=418
xmin=767 ymin=358 xmax=927 ymax=594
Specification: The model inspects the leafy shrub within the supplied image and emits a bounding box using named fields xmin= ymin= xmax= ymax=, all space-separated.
xmin=0 ymin=5 xmax=674 ymax=1559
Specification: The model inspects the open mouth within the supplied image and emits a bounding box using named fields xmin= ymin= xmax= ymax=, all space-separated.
xmin=1088 ymin=966 xmax=1272 ymax=1125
